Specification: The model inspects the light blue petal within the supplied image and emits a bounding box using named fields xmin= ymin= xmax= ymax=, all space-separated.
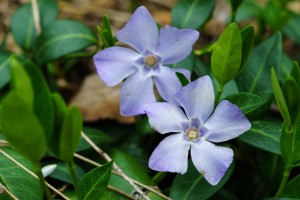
xmin=144 ymin=102 xmax=188 ymax=134
xmin=117 ymin=6 xmax=159 ymax=53
xmin=191 ymin=140 xmax=233 ymax=185
xmin=175 ymin=76 xmax=215 ymax=123
xmin=120 ymin=71 xmax=155 ymax=116
xmin=154 ymin=66 xmax=190 ymax=105
xmin=93 ymin=47 xmax=139 ymax=86
xmin=157 ymin=25 xmax=199 ymax=64
xmin=149 ymin=134 xmax=190 ymax=174
xmin=204 ymin=100 xmax=251 ymax=142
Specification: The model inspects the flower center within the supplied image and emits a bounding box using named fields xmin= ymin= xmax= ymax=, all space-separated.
xmin=186 ymin=128 xmax=199 ymax=141
xmin=144 ymin=55 xmax=158 ymax=67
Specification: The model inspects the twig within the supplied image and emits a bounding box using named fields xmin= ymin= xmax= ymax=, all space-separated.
xmin=108 ymin=185 xmax=136 ymax=200
xmin=81 ymin=131 xmax=150 ymax=200
xmin=31 ymin=0 xmax=41 ymax=34
xmin=0 ymin=149 xmax=70 ymax=200
xmin=0 ymin=183 xmax=18 ymax=200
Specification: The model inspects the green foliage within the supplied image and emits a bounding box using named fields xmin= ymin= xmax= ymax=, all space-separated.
xmin=224 ymin=92 xmax=267 ymax=115
xmin=239 ymin=120 xmax=281 ymax=154
xmin=1 ymin=93 xmax=46 ymax=161
xmin=282 ymin=174 xmax=300 ymax=198
xmin=10 ymin=0 xmax=58 ymax=51
xmin=97 ymin=15 xmax=115 ymax=48
xmin=0 ymin=53 xmax=13 ymax=89
xmin=172 ymin=0 xmax=215 ymax=29
xmin=79 ymin=161 xmax=113 ymax=200
xmin=211 ymin=23 xmax=242 ymax=85
xmin=35 ymin=20 xmax=97 ymax=64
xmin=170 ymin=161 xmax=234 ymax=200
xmin=239 ymin=25 xmax=254 ymax=73
xmin=283 ymin=13 xmax=300 ymax=45
xmin=176 ymin=72 xmax=190 ymax=87
xmin=238 ymin=33 xmax=282 ymax=99
xmin=0 ymin=148 xmax=43 ymax=199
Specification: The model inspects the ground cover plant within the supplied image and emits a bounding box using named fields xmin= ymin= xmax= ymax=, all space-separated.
xmin=0 ymin=0 xmax=300 ymax=199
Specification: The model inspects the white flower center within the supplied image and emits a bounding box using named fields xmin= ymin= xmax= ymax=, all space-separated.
xmin=144 ymin=55 xmax=158 ymax=67
xmin=186 ymin=128 xmax=199 ymax=141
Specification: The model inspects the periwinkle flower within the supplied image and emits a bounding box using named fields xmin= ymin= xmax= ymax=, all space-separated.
xmin=144 ymin=76 xmax=251 ymax=185
xmin=93 ymin=6 xmax=199 ymax=116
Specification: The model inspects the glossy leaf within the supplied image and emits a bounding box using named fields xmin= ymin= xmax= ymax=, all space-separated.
xmin=211 ymin=23 xmax=242 ymax=85
xmin=10 ymin=0 xmax=58 ymax=50
xmin=0 ymin=53 xmax=12 ymax=89
xmin=271 ymin=68 xmax=291 ymax=127
xmin=59 ymin=106 xmax=82 ymax=161
xmin=282 ymin=77 xmax=299 ymax=122
xmin=239 ymin=25 xmax=254 ymax=73
xmin=224 ymin=92 xmax=267 ymax=115
xmin=172 ymin=0 xmax=215 ymax=29
xmin=1 ymin=93 xmax=46 ymax=161
xmin=237 ymin=33 xmax=282 ymax=98
xmin=0 ymin=148 xmax=43 ymax=199
xmin=280 ymin=53 xmax=293 ymax=82
xmin=79 ymin=161 xmax=113 ymax=200
xmin=35 ymin=20 xmax=97 ymax=64
xmin=282 ymin=174 xmax=300 ymax=198
xmin=170 ymin=161 xmax=234 ymax=200
xmin=239 ymin=120 xmax=281 ymax=154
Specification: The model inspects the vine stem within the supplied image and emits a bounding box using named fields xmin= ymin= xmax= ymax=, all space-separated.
xmin=0 ymin=149 xmax=70 ymax=200
xmin=35 ymin=163 xmax=53 ymax=200
xmin=66 ymin=160 xmax=81 ymax=200
xmin=81 ymin=131 xmax=151 ymax=200
xmin=275 ymin=166 xmax=291 ymax=197
xmin=214 ymin=84 xmax=224 ymax=106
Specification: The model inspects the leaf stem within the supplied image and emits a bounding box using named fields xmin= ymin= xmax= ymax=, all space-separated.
xmin=35 ymin=163 xmax=53 ymax=200
xmin=275 ymin=166 xmax=291 ymax=197
xmin=67 ymin=160 xmax=81 ymax=200
xmin=214 ymin=84 xmax=224 ymax=106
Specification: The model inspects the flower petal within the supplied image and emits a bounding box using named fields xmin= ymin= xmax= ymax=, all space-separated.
xmin=154 ymin=66 xmax=190 ymax=105
xmin=204 ymin=100 xmax=251 ymax=142
xmin=120 ymin=71 xmax=155 ymax=116
xmin=191 ymin=140 xmax=233 ymax=185
xmin=144 ymin=102 xmax=188 ymax=134
xmin=117 ymin=6 xmax=159 ymax=53
xmin=149 ymin=134 xmax=190 ymax=174
xmin=175 ymin=76 xmax=215 ymax=122
xmin=157 ymin=25 xmax=199 ymax=64
xmin=94 ymin=47 xmax=139 ymax=86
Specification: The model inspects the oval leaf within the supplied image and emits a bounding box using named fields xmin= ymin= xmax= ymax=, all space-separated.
xmin=1 ymin=93 xmax=46 ymax=161
xmin=170 ymin=161 xmax=234 ymax=200
xmin=239 ymin=25 xmax=254 ymax=73
xmin=172 ymin=0 xmax=215 ymax=29
xmin=35 ymin=20 xmax=97 ymax=64
xmin=239 ymin=120 xmax=281 ymax=154
xmin=79 ymin=161 xmax=113 ymax=200
xmin=211 ymin=23 xmax=242 ymax=85
xmin=282 ymin=174 xmax=300 ymax=199
xmin=224 ymin=92 xmax=267 ymax=115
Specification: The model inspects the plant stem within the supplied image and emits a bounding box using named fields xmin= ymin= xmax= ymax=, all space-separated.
xmin=214 ymin=84 xmax=224 ymax=106
xmin=67 ymin=160 xmax=81 ymax=200
xmin=35 ymin=163 xmax=53 ymax=200
xmin=152 ymin=172 xmax=166 ymax=184
xmin=275 ymin=166 xmax=291 ymax=197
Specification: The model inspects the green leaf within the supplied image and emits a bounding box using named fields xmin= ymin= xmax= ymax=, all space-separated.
xmin=10 ymin=0 xmax=58 ymax=51
xmin=0 ymin=53 xmax=13 ymax=89
xmin=59 ymin=106 xmax=82 ymax=161
xmin=171 ymin=52 xmax=195 ymax=71
xmin=239 ymin=120 xmax=281 ymax=154
xmin=290 ymin=61 xmax=300 ymax=93
xmin=0 ymin=148 xmax=43 ymax=199
xmin=176 ymin=72 xmax=189 ymax=87
xmin=79 ymin=161 xmax=113 ymax=200
xmin=282 ymin=77 xmax=299 ymax=122
xmin=229 ymin=0 xmax=244 ymax=11
xmin=172 ymin=0 xmax=215 ymax=29
xmin=282 ymin=174 xmax=300 ymax=198
xmin=211 ymin=23 xmax=242 ymax=85
xmin=280 ymin=53 xmax=293 ymax=82
xmin=271 ymin=68 xmax=291 ymax=127
xmin=283 ymin=12 xmax=300 ymax=45
xmin=237 ymin=32 xmax=282 ymax=98
xmin=98 ymin=15 xmax=114 ymax=48
xmin=1 ymin=93 xmax=46 ymax=161
xmin=170 ymin=161 xmax=234 ymax=200
xmin=35 ymin=20 xmax=97 ymax=64
xmin=236 ymin=0 xmax=260 ymax=23
xmin=239 ymin=25 xmax=254 ymax=73
xmin=224 ymin=92 xmax=267 ymax=115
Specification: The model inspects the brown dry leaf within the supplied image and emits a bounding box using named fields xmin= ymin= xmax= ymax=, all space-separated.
xmin=70 ymin=73 xmax=135 ymax=124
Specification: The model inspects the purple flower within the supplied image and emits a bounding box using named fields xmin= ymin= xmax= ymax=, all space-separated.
xmin=93 ymin=6 xmax=199 ymax=116
xmin=144 ymin=76 xmax=251 ymax=185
